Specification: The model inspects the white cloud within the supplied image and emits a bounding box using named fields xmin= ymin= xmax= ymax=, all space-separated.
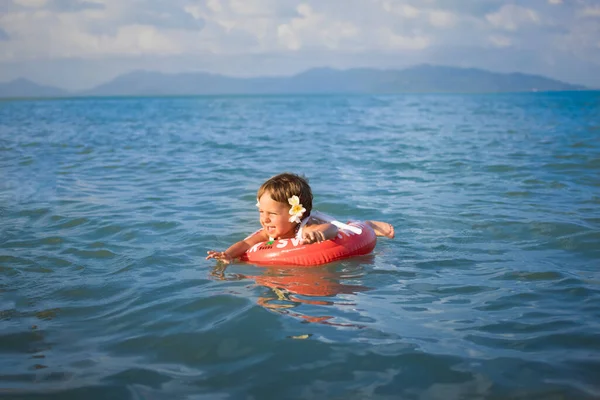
xmin=428 ymin=10 xmax=457 ymax=28
xmin=13 ymin=0 xmax=48 ymax=7
xmin=228 ymin=0 xmax=285 ymax=17
xmin=0 ymin=1 xmax=548 ymax=60
xmin=100 ymin=25 xmax=184 ymax=55
xmin=277 ymin=24 xmax=300 ymax=50
xmin=580 ymin=6 xmax=600 ymax=17
xmin=0 ymin=3 xmax=190 ymax=60
xmin=382 ymin=28 xmax=430 ymax=50
xmin=183 ymin=4 xmax=213 ymax=23
xmin=0 ymin=0 xmax=599 ymax=88
xmin=380 ymin=1 xmax=420 ymax=19
xmin=486 ymin=5 xmax=540 ymax=31
xmin=489 ymin=35 xmax=511 ymax=48
xmin=275 ymin=4 xmax=361 ymax=51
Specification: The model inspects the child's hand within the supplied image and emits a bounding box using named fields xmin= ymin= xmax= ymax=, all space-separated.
xmin=302 ymin=231 xmax=326 ymax=244
xmin=206 ymin=250 xmax=233 ymax=264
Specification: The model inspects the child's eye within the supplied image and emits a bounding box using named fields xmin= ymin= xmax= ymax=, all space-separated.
xmin=259 ymin=211 xmax=277 ymax=216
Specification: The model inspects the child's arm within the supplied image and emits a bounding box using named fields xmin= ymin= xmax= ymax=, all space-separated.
xmin=301 ymin=223 xmax=338 ymax=244
xmin=206 ymin=229 xmax=268 ymax=264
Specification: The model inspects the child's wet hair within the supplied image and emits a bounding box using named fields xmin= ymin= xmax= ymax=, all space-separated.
xmin=257 ymin=173 xmax=313 ymax=217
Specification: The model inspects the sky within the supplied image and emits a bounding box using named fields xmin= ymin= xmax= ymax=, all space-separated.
xmin=0 ymin=0 xmax=599 ymax=91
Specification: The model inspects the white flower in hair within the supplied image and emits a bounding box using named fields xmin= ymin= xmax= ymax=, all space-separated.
xmin=256 ymin=199 xmax=260 ymax=208
xmin=288 ymin=195 xmax=306 ymax=223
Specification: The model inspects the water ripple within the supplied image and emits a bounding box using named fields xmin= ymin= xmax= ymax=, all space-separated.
xmin=1 ymin=93 xmax=599 ymax=398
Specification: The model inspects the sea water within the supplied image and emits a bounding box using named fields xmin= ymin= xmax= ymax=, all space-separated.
xmin=1 ymin=93 xmax=599 ymax=399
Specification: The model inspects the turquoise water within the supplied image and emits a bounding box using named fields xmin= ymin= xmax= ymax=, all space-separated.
xmin=1 ymin=93 xmax=599 ymax=399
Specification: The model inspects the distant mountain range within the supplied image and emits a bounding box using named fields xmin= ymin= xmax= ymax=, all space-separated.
xmin=0 ymin=77 xmax=68 ymax=98
xmin=0 ymin=65 xmax=589 ymax=98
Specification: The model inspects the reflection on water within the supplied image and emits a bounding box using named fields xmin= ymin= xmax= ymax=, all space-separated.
xmin=210 ymin=262 xmax=370 ymax=327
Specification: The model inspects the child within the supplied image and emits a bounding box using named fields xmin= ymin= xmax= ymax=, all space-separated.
xmin=206 ymin=172 xmax=394 ymax=264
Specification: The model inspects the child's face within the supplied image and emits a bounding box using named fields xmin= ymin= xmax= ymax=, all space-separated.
xmin=257 ymin=191 xmax=296 ymax=239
